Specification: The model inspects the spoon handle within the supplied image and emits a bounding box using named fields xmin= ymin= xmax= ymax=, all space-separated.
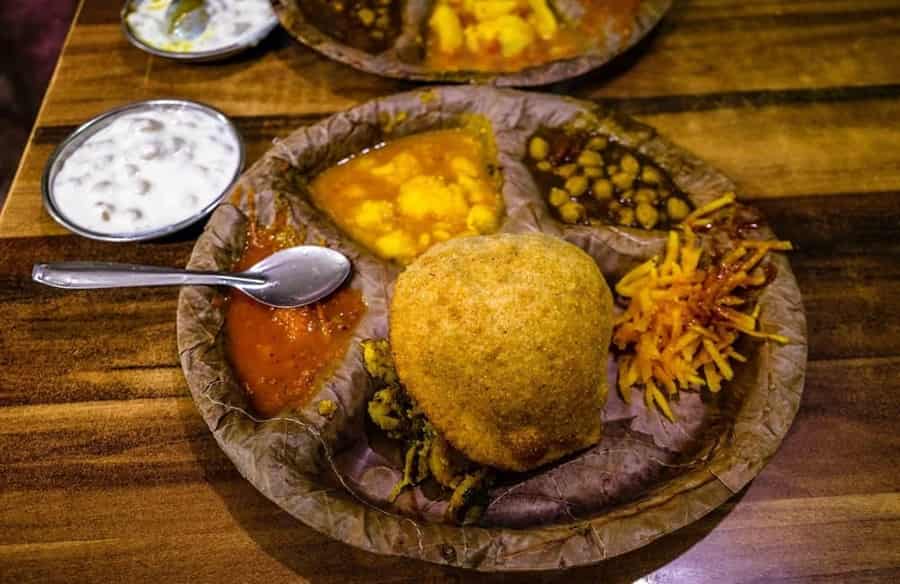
xmin=32 ymin=262 xmax=266 ymax=290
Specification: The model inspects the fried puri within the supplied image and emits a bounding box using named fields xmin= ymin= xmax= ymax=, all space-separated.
xmin=389 ymin=233 xmax=613 ymax=472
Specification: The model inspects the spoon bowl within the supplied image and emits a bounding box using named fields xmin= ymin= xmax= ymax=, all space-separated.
xmin=241 ymin=246 xmax=352 ymax=308
xmin=121 ymin=0 xmax=280 ymax=63
xmin=166 ymin=0 xmax=210 ymax=41
xmin=32 ymin=246 xmax=352 ymax=309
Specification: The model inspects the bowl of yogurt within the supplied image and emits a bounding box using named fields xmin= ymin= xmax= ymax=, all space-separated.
xmin=43 ymin=99 xmax=245 ymax=242
xmin=122 ymin=0 xmax=279 ymax=62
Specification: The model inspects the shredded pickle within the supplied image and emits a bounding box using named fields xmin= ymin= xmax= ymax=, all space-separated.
xmin=613 ymin=194 xmax=792 ymax=420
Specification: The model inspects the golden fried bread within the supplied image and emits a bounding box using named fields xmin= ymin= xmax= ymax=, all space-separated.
xmin=390 ymin=233 xmax=612 ymax=472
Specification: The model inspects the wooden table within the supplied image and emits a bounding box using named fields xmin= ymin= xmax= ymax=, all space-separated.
xmin=2 ymin=1 xmax=899 ymax=581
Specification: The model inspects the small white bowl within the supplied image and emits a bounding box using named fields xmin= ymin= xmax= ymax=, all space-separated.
xmin=121 ymin=0 xmax=279 ymax=63
xmin=42 ymin=99 xmax=245 ymax=242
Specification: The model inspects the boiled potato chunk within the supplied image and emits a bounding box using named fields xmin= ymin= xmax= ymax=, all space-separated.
xmin=371 ymin=152 xmax=423 ymax=184
xmin=452 ymin=156 xmax=479 ymax=178
xmin=354 ymin=200 xmax=395 ymax=232
xmin=457 ymin=174 xmax=492 ymax=204
xmin=430 ymin=5 xmax=464 ymax=53
xmin=376 ymin=231 xmax=418 ymax=261
xmin=472 ymin=0 xmax=519 ymax=22
xmin=467 ymin=204 xmax=500 ymax=234
xmin=474 ymin=15 xmax=535 ymax=58
xmin=528 ymin=0 xmax=558 ymax=40
xmin=397 ymin=176 xmax=469 ymax=222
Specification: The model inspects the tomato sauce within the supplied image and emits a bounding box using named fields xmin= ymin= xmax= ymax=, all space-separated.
xmin=224 ymin=215 xmax=365 ymax=418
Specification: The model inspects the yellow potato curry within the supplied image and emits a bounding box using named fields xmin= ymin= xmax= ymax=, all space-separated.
xmin=310 ymin=129 xmax=504 ymax=264
xmin=426 ymin=0 xmax=640 ymax=72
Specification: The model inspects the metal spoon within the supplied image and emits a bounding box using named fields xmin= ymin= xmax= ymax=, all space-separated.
xmin=166 ymin=0 xmax=210 ymax=41
xmin=31 ymin=246 xmax=352 ymax=309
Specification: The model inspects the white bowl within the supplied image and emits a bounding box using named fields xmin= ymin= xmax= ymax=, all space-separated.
xmin=42 ymin=99 xmax=245 ymax=242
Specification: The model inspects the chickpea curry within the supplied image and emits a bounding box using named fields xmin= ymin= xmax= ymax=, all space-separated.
xmin=427 ymin=0 xmax=640 ymax=72
xmin=225 ymin=215 xmax=365 ymax=418
xmin=526 ymin=128 xmax=693 ymax=230
xmin=299 ymin=0 xmax=401 ymax=54
xmin=309 ymin=129 xmax=504 ymax=264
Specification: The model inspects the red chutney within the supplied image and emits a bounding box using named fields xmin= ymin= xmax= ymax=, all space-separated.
xmin=224 ymin=219 xmax=365 ymax=418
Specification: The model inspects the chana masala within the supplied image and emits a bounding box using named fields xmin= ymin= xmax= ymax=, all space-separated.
xmin=298 ymin=0 xmax=402 ymax=54
xmin=310 ymin=129 xmax=504 ymax=264
xmin=426 ymin=0 xmax=641 ymax=72
xmin=526 ymin=128 xmax=693 ymax=230
xmin=224 ymin=213 xmax=365 ymax=418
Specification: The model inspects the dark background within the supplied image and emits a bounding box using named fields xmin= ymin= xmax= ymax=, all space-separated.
xmin=0 ymin=0 xmax=77 ymax=204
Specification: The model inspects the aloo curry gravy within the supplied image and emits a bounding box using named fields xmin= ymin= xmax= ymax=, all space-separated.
xmin=225 ymin=219 xmax=365 ymax=418
xmin=426 ymin=0 xmax=641 ymax=73
xmin=310 ymin=129 xmax=504 ymax=265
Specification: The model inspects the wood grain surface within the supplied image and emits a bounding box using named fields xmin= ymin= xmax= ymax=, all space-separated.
xmin=1 ymin=0 xmax=899 ymax=582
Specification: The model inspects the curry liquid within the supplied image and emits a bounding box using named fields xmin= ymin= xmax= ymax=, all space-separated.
xmin=224 ymin=217 xmax=365 ymax=418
